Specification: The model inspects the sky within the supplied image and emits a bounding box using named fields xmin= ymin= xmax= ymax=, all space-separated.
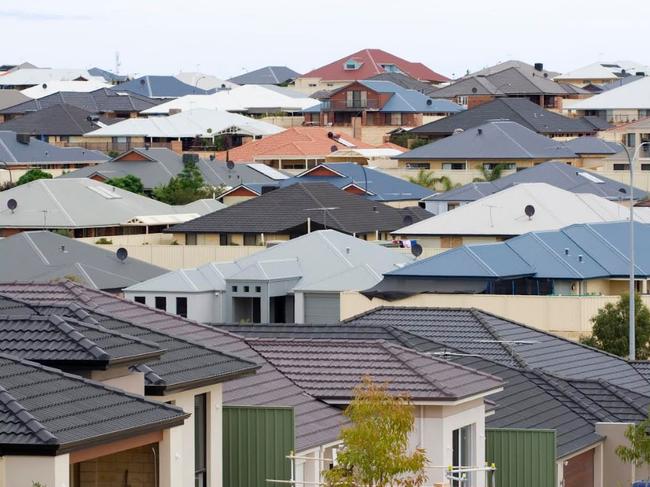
xmin=2 ymin=0 xmax=649 ymax=80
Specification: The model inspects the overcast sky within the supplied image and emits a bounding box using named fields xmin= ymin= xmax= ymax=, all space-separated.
xmin=2 ymin=0 xmax=648 ymax=80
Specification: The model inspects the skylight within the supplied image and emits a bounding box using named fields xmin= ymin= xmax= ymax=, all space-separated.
xmin=86 ymin=185 xmax=123 ymax=199
xmin=577 ymin=172 xmax=605 ymax=184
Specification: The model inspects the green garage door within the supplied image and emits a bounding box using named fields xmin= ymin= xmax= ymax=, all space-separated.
xmin=304 ymin=293 xmax=340 ymax=323
xmin=223 ymin=406 xmax=294 ymax=487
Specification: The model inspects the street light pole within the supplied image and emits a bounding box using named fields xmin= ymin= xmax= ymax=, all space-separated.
xmin=621 ymin=141 xmax=650 ymax=360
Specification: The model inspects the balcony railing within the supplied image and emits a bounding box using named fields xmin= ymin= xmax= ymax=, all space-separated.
xmin=323 ymin=99 xmax=382 ymax=111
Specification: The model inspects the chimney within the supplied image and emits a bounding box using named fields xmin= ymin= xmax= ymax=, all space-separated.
xmin=534 ymin=63 xmax=544 ymax=72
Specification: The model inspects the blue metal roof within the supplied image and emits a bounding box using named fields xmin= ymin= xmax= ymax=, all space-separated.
xmin=110 ymin=76 xmax=212 ymax=98
xmin=388 ymin=221 xmax=650 ymax=280
xmin=229 ymin=163 xmax=434 ymax=202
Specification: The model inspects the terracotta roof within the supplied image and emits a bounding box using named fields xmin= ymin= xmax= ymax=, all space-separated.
xmin=301 ymin=49 xmax=449 ymax=83
xmin=217 ymin=127 xmax=373 ymax=162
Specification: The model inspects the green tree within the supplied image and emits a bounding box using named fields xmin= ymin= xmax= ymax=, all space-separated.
xmin=472 ymin=164 xmax=508 ymax=182
xmin=106 ymin=174 xmax=145 ymax=194
xmin=407 ymin=170 xmax=457 ymax=192
xmin=615 ymin=410 xmax=650 ymax=467
xmin=323 ymin=377 xmax=427 ymax=487
xmin=16 ymin=168 xmax=52 ymax=186
xmin=152 ymin=161 xmax=224 ymax=205
xmin=580 ymin=293 xmax=650 ymax=359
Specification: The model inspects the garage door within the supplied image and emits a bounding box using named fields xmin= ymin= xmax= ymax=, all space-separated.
xmin=563 ymin=449 xmax=594 ymax=487
xmin=304 ymin=293 xmax=340 ymax=323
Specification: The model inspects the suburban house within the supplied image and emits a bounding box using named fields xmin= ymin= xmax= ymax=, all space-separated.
xmin=211 ymin=126 xmax=397 ymax=170
xmin=0 ymin=130 xmax=108 ymax=183
xmin=430 ymin=61 xmax=588 ymax=109
xmin=166 ymin=182 xmax=430 ymax=244
xmin=421 ymin=160 xmax=647 ymax=214
xmin=293 ymin=48 xmax=449 ymax=94
xmin=394 ymin=182 xmax=649 ymax=247
xmin=227 ymin=66 xmax=301 ymax=86
xmin=217 ymin=162 xmax=433 ymax=207
xmin=0 ymin=178 xmax=224 ymax=237
xmin=83 ymin=108 xmax=284 ymax=153
xmin=302 ymin=80 xmax=462 ymax=144
xmin=554 ymin=61 xmax=649 ymax=87
xmin=393 ymin=120 xmax=619 ymax=184
xmin=63 ymin=147 xmax=290 ymax=193
xmin=109 ymin=75 xmax=213 ymax=98
xmin=0 ymin=68 xmax=105 ymax=90
xmin=407 ymin=97 xmax=608 ymax=142
xmin=563 ymin=76 xmax=650 ymax=124
xmin=0 ymin=103 xmax=116 ymax=146
xmin=140 ymin=84 xmax=318 ymax=117
xmin=0 ymin=88 xmax=161 ymax=122
xmin=0 ymin=230 xmax=167 ymax=291
xmin=123 ymin=230 xmax=414 ymax=324
xmin=0 ymin=282 xmax=260 ymax=487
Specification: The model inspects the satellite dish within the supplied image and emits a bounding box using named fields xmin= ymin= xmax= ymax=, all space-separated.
xmin=7 ymin=199 xmax=17 ymax=212
xmin=207 ymin=128 xmax=213 ymax=134
xmin=116 ymin=247 xmax=128 ymax=262
xmin=411 ymin=243 xmax=423 ymax=258
xmin=426 ymin=99 xmax=433 ymax=106
xmin=471 ymin=87 xmax=478 ymax=94
xmin=226 ymin=160 xmax=235 ymax=170
xmin=140 ymin=79 xmax=146 ymax=85
xmin=524 ymin=204 xmax=535 ymax=218
xmin=402 ymin=215 xmax=414 ymax=226
xmin=42 ymin=83 xmax=47 ymax=89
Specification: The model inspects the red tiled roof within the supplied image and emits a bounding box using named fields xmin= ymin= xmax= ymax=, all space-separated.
xmin=301 ymin=48 xmax=449 ymax=83
xmin=217 ymin=127 xmax=374 ymax=162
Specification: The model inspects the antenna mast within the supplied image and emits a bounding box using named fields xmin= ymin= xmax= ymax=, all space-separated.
xmin=115 ymin=51 xmax=122 ymax=75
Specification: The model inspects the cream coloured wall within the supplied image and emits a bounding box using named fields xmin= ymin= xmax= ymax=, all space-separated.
xmin=2 ymin=454 xmax=70 ymax=487
xmin=222 ymin=195 xmax=255 ymax=206
xmin=341 ymin=291 xmax=650 ymax=339
xmin=92 ymin=370 xmax=145 ymax=395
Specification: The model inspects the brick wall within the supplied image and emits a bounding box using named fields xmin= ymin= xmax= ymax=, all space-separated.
xmin=77 ymin=445 xmax=156 ymax=487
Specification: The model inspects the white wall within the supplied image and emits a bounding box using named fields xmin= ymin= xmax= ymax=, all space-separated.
xmin=2 ymin=454 xmax=70 ymax=487
xmin=124 ymin=291 xmax=221 ymax=323
xmin=153 ymin=383 xmax=223 ymax=487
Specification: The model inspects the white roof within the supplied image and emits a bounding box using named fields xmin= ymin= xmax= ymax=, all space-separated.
xmin=396 ymin=182 xmax=650 ymax=237
xmin=85 ymin=108 xmax=285 ymax=138
xmin=0 ymin=178 xmax=222 ymax=229
xmin=175 ymin=72 xmax=238 ymax=91
xmin=20 ymin=80 xmax=111 ymax=98
xmin=563 ymin=77 xmax=650 ymax=110
xmin=125 ymin=230 xmax=413 ymax=293
xmin=141 ymin=84 xmax=319 ymax=115
xmin=0 ymin=68 xmax=105 ymax=86
xmin=555 ymin=61 xmax=649 ymax=81
xmin=247 ymin=163 xmax=290 ymax=180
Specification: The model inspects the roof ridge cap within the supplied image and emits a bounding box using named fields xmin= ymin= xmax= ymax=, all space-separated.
xmin=48 ymin=314 xmax=110 ymax=361
xmin=0 ymin=384 xmax=58 ymax=445
xmin=469 ymin=309 xmax=527 ymax=367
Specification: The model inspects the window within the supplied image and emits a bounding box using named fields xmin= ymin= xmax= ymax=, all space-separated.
xmin=613 ymin=163 xmax=630 ymax=171
xmin=255 ymin=286 xmax=261 ymax=293
xmin=452 ymin=425 xmax=474 ymax=487
xmin=134 ymin=296 xmax=146 ymax=304
xmin=232 ymin=285 xmax=238 ymax=292
xmin=405 ymin=162 xmax=430 ymax=170
xmin=344 ymin=59 xmax=361 ymax=70
xmin=390 ymin=113 xmax=402 ymax=126
xmin=186 ymin=233 xmax=197 ymax=246
xmin=194 ymin=394 xmax=207 ymax=487
xmin=380 ymin=63 xmax=402 ymax=74
xmin=243 ymin=233 xmax=257 ymax=246
xmin=442 ymin=162 xmax=466 ymax=170
xmin=244 ymin=286 xmax=250 ymax=293
xmin=219 ymin=233 xmax=229 ymax=246
xmin=346 ymin=90 xmax=368 ymax=108
xmin=483 ymin=163 xmax=515 ymax=171
xmin=176 ymin=297 xmax=188 ymax=318
xmin=642 ymin=164 xmax=650 ymax=171
xmin=155 ymin=296 xmax=167 ymax=311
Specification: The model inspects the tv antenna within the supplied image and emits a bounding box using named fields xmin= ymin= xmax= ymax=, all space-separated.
xmin=305 ymin=207 xmax=339 ymax=230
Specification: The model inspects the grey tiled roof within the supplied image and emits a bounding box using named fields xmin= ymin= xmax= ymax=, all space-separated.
xmin=228 ymin=66 xmax=301 ymax=85
xmin=0 ymin=352 xmax=186 ymax=453
xmin=0 ymin=313 xmax=162 ymax=366
xmin=0 ymin=293 xmax=259 ymax=395
xmin=247 ymin=338 xmax=503 ymax=401
xmin=168 ymin=182 xmax=428 ymax=234
xmin=0 ymin=88 xmax=160 ymax=115
xmin=0 ymin=103 xmax=117 ymax=136
xmin=0 ymin=130 xmax=107 ymax=164
xmin=111 ymin=76 xmax=212 ymax=98
xmin=409 ymin=98 xmax=606 ymax=136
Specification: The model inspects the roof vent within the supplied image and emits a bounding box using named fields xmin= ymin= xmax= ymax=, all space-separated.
xmin=564 ymin=248 xmax=569 ymax=256
xmin=578 ymin=255 xmax=584 ymax=263
xmin=345 ymin=247 xmax=351 ymax=254
xmin=534 ymin=63 xmax=544 ymax=72
xmin=60 ymin=245 xmax=67 ymax=253
xmin=524 ymin=204 xmax=535 ymax=218
xmin=426 ymin=99 xmax=433 ymax=106
xmin=477 ymin=128 xmax=483 ymax=135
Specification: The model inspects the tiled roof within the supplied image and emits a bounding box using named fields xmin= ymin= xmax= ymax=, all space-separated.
xmin=215 ymin=127 xmax=372 ymax=162
xmin=247 ymin=338 xmax=503 ymax=401
xmin=110 ymin=76 xmax=212 ymax=98
xmin=0 ymin=313 xmax=162 ymax=366
xmin=0 ymin=352 xmax=186 ymax=453
xmin=0 ymin=103 xmax=116 ymax=136
xmin=301 ymin=49 xmax=449 ymax=83
xmin=0 ymin=130 xmax=107 ymax=165
xmin=227 ymin=66 xmax=301 ymax=85
xmin=167 ymin=182 xmax=428 ymax=234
